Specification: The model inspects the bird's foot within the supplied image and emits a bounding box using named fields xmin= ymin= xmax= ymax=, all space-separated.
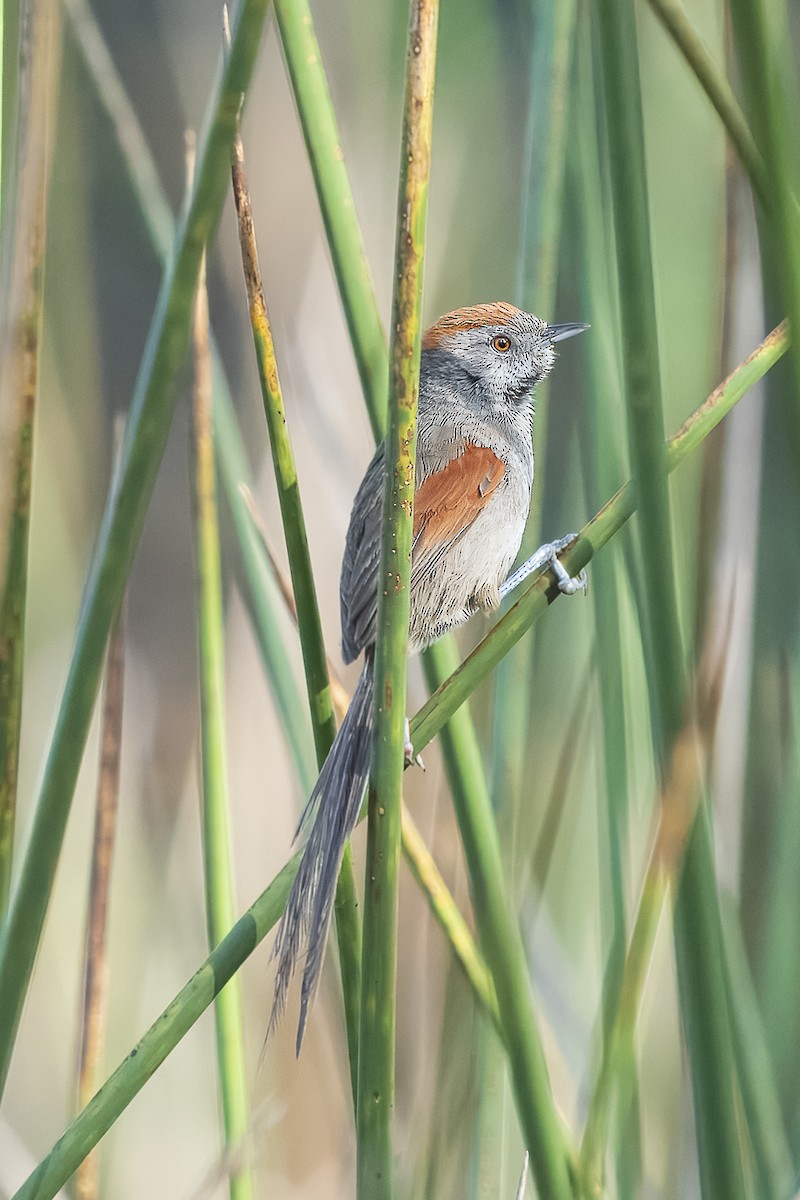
xmin=500 ymin=533 xmax=588 ymax=599
xmin=404 ymin=717 xmax=425 ymax=771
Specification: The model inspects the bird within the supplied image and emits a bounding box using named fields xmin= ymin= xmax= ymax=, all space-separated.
xmin=270 ymin=301 xmax=588 ymax=1051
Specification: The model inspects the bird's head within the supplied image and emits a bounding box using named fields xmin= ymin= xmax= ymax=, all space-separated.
xmin=421 ymin=302 xmax=587 ymax=409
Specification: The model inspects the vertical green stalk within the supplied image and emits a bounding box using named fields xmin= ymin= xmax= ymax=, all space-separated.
xmin=272 ymin=0 xmax=387 ymax=439
xmin=516 ymin=0 xmax=577 ymax=318
xmin=580 ymin=676 xmax=720 ymax=1191
xmin=423 ymin=642 xmax=574 ymax=1200
xmin=0 ymin=0 xmax=271 ymax=1096
xmin=595 ymin=4 xmax=745 ymax=1198
xmin=0 ymin=0 xmax=4 ymax=217
xmin=0 ymin=0 xmax=59 ymax=918
xmin=63 ymin=0 xmax=174 ymax=259
xmin=0 ymin=414 xmax=32 ymax=917
xmin=2 ymin=0 xmax=22 ymax=224
xmin=228 ymin=107 xmax=361 ymax=1103
xmin=571 ymin=22 xmax=639 ymax=1191
xmin=492 ymin=0 xmax=578 ymax=843
xmin=191 ymin=248 xmax=253 ymax=1200
xmin=75 ymin=603 xmax=125 ymax=1200
xmin=357 ymin=3 xmax=438 ymax=1195
xmin=728 ymin=0 xmax=800 ymax=454
xmin=515 ymin=0 xmax=578 ymax=520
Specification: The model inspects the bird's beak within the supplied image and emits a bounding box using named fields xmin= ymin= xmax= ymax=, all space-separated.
xmin=546 ymin=322 xmax=590 ymax=343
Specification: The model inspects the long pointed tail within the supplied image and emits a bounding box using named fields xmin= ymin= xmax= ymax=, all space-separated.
xmin=269 ymin=654 xmax=374 ymax=1051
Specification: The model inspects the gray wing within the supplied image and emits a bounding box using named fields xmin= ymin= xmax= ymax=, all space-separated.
xmin=340 ymin=441 xmax=386 ymax=664
xmin=339 ymin=416 xmax=472 ymax=664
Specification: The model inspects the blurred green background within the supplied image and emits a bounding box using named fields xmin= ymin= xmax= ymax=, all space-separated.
xmin=1 ymin=0 xmax=799 ymax=1197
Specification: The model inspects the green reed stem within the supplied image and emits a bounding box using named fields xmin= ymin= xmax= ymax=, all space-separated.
xmin=0 ymin=0 xmax=271 ymax=1096
xmin=646 ymin=0 xmax=768 ymax=207
xmin=572 ymin=27 xmax=640 ymax=1187
xmin=720 ymin=895 xmax=794 ymax=1200
xmin=228 ymin=105 xmax=361 ymax=1105
xmin=63 ymin=0 xmax=174 ymax=256
xmin=0 ymin=420 xmax=31 ymax=918
xmin=728 ymin=0 xmax=800 ymax=458
xmin=191 ymin=249 xmax=253 ymax=1200
xmin=211 ymin=383 xmax=317 ymax=794
xmin=12 ymin=321 xmax=785 ymax=1200
xmin=516 ymin=0 xmax=577 ymax=315
xmin=423 ymin=638 xmax=575 ymax=1200
xmin=0 ymin=0 xmax=59 ymax=918
xmin=514 ymin=0 xmax=577 ymax=521
xmin=493 ymin=0 xmax=578 ymax=843
xmin=597 ymin=2 xmax=745 ymax=1193
xmin=357 ymin=4 xmax=438 ymax=1195
xmin=273 ymin=0 xmax=387 ymax=439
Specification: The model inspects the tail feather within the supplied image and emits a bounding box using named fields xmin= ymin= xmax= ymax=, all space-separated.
xmin=269 ymin=657 xmax=374 ymax=1051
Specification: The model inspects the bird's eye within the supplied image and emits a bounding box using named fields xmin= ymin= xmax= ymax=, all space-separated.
xmin=491 ymin=335 xmax=512 ymax=353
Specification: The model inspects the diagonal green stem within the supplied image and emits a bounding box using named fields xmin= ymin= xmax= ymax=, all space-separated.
xmin=272 ymin=0 xmax=387 ymax=439
xmin=228 ymin=107 xmax=361 ymax=1107
xmin=357 ymin=4 xmax=438 ymax=1195
xmin=645 ymin=0 xmax=768 ymax=207
xmin=0 ymin=0 xmax=271 ymax=1096
xmin=400 ymin=803 xmax=499 ymax=1033
xmin=11 ymin=853 xmax=299 ymax=1200
xmin=10 ymin=321 xmax=785 ymax=1200
xmin=212 ymin=382 xmax=317 ymax=794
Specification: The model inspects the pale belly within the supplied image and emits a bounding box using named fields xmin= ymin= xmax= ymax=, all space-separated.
xmin=408 ymin=475 xmax=529 ymax=652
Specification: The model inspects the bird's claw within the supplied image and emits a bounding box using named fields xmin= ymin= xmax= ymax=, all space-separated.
xmin=549 ymin=555 xmax=588 ymax=595
xmin=404 ymin=718 xmax=425 ymax=770
xmin=544 ymin=533 xmax=587 ymax=596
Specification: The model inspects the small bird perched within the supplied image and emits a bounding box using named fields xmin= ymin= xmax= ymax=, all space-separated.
xmin=271 ymin=302 xmax=588 ymax=1049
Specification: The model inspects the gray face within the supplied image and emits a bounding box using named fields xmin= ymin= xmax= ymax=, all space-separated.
xmin=423 ymin=311 xmax=557 ymax=410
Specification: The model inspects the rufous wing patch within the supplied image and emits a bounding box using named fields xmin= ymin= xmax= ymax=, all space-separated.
xmin=422 ymin=302 xmax=522 ymax=350
xmin=413 ymin=443 xmax=505 ymax=552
